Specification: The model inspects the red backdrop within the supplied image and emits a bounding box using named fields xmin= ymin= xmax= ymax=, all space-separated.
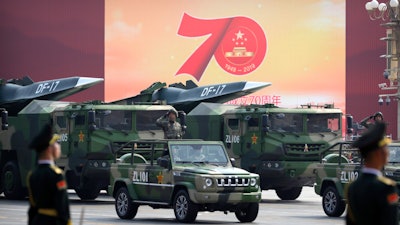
xmin=346 ymin=1 xmax=397 ymax=138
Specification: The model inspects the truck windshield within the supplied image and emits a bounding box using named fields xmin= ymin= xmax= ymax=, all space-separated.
xmin=389 ymin=145 xmax=400 ymax=163
xmin=96 ymin=110 xmax=133 ymax=131
xmin=269 ymin=113 xmax=303 ymax=133
xmin=170 ymin=144 xmax=228 ymax=164
xmin=307 ymin=114 xmax=341 ymax=133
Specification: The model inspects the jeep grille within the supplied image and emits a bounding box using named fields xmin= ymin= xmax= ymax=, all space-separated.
xmin=216 ymin=176 xmax=250 ymax=187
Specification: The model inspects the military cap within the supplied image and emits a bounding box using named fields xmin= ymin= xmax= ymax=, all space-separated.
xmin=374 ymin=111 xmax=384 ymax=120
xmin=168 ymin=109 xmax=178 ymax=117
xmin=353 ymin=122 xmax=391 ymax=155
xmin=28 ymin=124 xmax=60 ymax=152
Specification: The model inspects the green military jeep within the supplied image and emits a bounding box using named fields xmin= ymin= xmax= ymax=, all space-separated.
xmin=384 ymin=142 xmax=400 ymax=184
xmin=108 ymin=140 xmax=261 ymax=223
xmin=314 ymin=142 xmax=362 ymax=217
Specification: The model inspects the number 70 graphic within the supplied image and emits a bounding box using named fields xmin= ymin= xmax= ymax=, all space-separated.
xmin=176 ymin=13 xmax=267 ymax=81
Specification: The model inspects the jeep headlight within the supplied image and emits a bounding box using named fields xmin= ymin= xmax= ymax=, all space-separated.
xmin=250 ymin=177 xmax=257 ymax=186
xmin=205 ymin=178 xmax=213 ymax=187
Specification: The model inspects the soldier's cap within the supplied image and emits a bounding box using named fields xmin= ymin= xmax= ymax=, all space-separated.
xmin=352 ymin=122 xmax=391 ymax=154
xmin=28 ymin=124 xmax=60 ymax=153
xmin=168 ymin=109 xmax=178 ymax=117
xmin=374 ymin=111 xmax=384 ymax=119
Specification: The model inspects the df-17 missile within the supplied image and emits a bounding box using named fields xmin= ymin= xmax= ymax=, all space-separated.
xmin=0 ymin=76 xmax=103 ymax=115
xmin=114 ymin=80 xmax=271 ymax=112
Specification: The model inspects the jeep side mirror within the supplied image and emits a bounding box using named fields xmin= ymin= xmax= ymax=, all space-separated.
xmin=88 ymin=110 xmax=96 ymax=131
xmin=261 ymin=114 xmax=269 ymax=132
xmin=230 ymin=158 xmax=236 ymax=167
xmin=1 ymin=110 xmax=8 ymax=130
xmin=158 ymin=157 xmax=170 ymax=169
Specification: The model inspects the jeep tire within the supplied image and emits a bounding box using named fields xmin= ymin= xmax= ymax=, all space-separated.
xmin=173 ymin=190 xmax=198 ymax=223
xmin=322 ymin=186 xmax=346 ymax=217
xmin=235 ymin=202 xmax=259 ymax=222
xmin=115 ymin=187 xmax=138 ymax=219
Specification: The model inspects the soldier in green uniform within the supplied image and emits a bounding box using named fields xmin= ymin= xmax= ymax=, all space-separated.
xmin=346 ymin=122 xmax=398 ymax=225
xmin=27 ymin=124 xmax=72 ymax=225
xmin=360 ymin=111 xmax=384 ymax=129
xmin=156 ymin=109 xmax=184 ymax=139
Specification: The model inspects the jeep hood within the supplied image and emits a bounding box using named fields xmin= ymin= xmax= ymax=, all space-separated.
xmin=177 ymin=165 xmax=252 ymax=175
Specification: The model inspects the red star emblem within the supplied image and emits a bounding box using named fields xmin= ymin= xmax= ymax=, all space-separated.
xmin=78 ymin=131 xmax=85 ymax=142
xmin=157 ymin=172 xmax=163 ymax=184
xmin=251 ymin=133 xmax=258 ymax=144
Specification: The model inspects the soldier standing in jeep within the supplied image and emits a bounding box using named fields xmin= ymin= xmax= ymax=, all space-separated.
xmin=346 ymin=122 xmax=398 ymax=225
xmin=156 ymin=109 xmax=184 ymax=139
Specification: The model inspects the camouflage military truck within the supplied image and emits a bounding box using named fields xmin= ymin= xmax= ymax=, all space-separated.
xmin=109 ymin=139 xmax=261 ymax=223
xmin=314 ymin=142 xmax=362 ymax=217
xmin=0 ymin=100 xmax=180 ymax=200
xmin=184 ymin=102 xmax=343 ymax=200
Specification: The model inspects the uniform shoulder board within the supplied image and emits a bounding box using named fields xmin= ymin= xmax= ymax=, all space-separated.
xmin=378 ymin=176 xmax=396 ymax=186
xmin=50 ymin=165 xmax=63 ymax=174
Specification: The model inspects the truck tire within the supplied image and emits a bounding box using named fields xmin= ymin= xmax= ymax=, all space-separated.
xmin=235 ymin=202 xmax=259 ymax=222
xmin=2 ymin=161 xmax=25 ymax=200
xmin=75 ymin=187 xmax=100 ymax=200
xmin=275 ymin=187 xmax=302 ymax=200
xmin=115 ymin=187 xmax=138 ymax=219
xmin=173 ymin=190 xmax=198 ymax=223
xmin=322 ymin=186 xmax=346 ymax=217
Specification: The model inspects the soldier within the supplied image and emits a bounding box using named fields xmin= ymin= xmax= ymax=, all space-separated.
xmin=360 ymin=111 xmax=384 ymax=129
xmin=346 ymin=122 xmax=398 ymax=225
xmin=27 ymin=124 xmax=72 ymax=225
xmin=156 ymin=109 xmax=184 ymax=139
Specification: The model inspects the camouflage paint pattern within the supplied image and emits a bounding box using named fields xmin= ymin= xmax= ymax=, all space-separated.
xmin=109 ymin=140 xmax=261 ymax=213
xmin=185 ymin=103 xmax=343 ymax=196
xmin=0 ymin=100 xmax=176 ymax=199
xmin=314 ymin=142 xmax=362 ymax=198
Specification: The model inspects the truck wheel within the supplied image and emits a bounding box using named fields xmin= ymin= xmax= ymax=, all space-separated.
xmin=235 ymin=202 xmax=259 ymax=223
xmin=173 ymin=190 xmax=198 ymax=223
xmin=275 ymin=187 xmax=302 ymax=200
xmin=115 ymin=187 xmax=138 ymax=219
xmin=75 ymin=187 xmax=100 ymax=200
xmin=322 ymin=186 xmax=346 ymax=217
xmin=2 ymin=161 xmax=25 ymax=199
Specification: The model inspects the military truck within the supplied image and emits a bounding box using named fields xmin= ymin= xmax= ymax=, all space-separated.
xmin=108 ymin=139 xmax=261 ymax=223
xmin=0 ymin=100 xmax=179 ymax=200
xmin=184 ymin=102 xmax=343 ymax=200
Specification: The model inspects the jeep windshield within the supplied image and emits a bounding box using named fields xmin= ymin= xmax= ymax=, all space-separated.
xmin=170 ymin=144 xmax=228 ymax=164
xmin=389 ymin=145 xmax=400 ymax=163
xmin=96 ymin=110 xmax=133 ymax=131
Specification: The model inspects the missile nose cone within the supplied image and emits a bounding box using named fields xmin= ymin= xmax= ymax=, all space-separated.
xmin=243 ymin=81 xmax=271 ymax=91
xmin=75 ymin=77 xmax=104 ymax=88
